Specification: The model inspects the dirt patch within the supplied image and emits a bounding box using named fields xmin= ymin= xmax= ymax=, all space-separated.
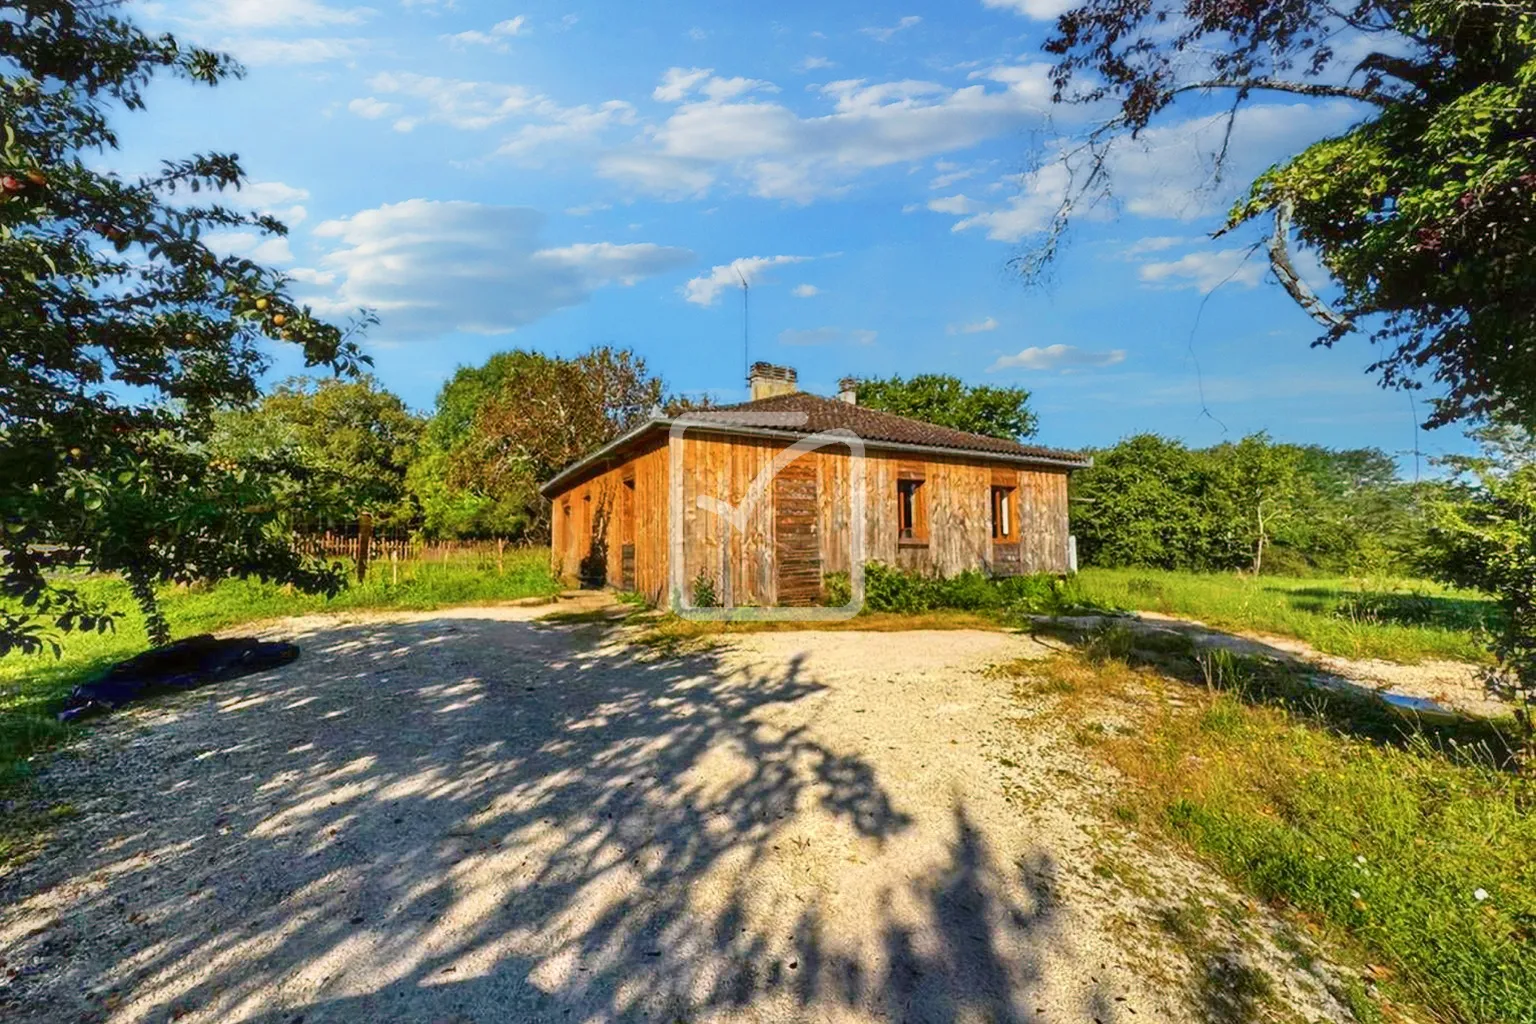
xmin=1 ymin=607 xmax=1355 ymax=1023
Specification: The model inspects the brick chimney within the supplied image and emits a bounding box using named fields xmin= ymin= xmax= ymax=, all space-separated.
xmin=837 ymin=377 xmax=858 ymax=404
xmin=748 ymin=362 xmax=797 ymax=401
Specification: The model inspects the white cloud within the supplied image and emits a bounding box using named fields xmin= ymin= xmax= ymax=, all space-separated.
xmin=286 ymin=266 xmax=337 ymax=286
xmin=206 ymin=231 xmax=295 ymax=265
xmin=936 ymin=100 xmax=1361 ymax=244
xmin=228 ymin=180 xmax=310 ymax=227
xmin=1138 ymin=248 xmax=1266 ymax=292
xmin=444 ymin=16 xmax=527 ymax=50
xmin=191 ymin=0 xmax=372 ymax=29
xmin=779 ymin=326 xmax=876 ymax=346
xmin=929 ymin=162 xmax=979 ymax=189
xmin=652 ymin=68 xmax=776 ymax=104
xmin=989 ymin=345 xmax=1127 ymax=371
xmin=950 ymin=162 xmax=1072 ymax=241
xmin=306 ymin=200 xmax=693 ymax=339
xmin=683 ymin=255 xmax=811 ymax=306
xmin=797 ymin=56 xmax=836 ymax=72
xmin=862 ymin=15 xmax=921 ymax=42
xmin=654 ymin=67 xmax=714 ymax=102
xmin=1102 ymin=101 xmax=1362 ymax=221
xmin=948 ymin=316 xmax=998 ymax=334
xmin=536 ymin=241 xmax=697 ymax=286
xmin=603 ymin=62 xmax=1056 ymax=201
xmin=928 ymin=194 xmax=981 ymax=215
xmin=791 ymin=283 xmax=820 ymax=298
xmin=363 ymin=72 xmax=543 ymax=131
xmin=239 ymin=181 xmax=310 ymax=207
xmin=355 ymin=73 xmax=633 ymax=156
xmin=492 ymin=101 xmax=637 ymax=159
xmin=348 ymin=96 xmax=398 ymax=119
xmin=982 ymin=0 xmax=1078 ymax=20
xmin=702 ymin=76 xmax=777 ymax=101
xmin=565 ymin=201 xmax=613 ymax=217
xmin=217 ymin=36 xmax=365 ymax=64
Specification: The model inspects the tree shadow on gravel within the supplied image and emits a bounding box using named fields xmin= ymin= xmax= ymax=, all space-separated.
xmin=0 ymin=613 xmax=1106 ymax=1023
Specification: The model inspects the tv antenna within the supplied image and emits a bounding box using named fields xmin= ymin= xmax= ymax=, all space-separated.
xmin=736 ymin=266 xmax=750 ymax=384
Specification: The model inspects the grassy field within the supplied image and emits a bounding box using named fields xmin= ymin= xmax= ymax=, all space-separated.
xmin=0 ymin=549 xmax=560 ymax=802
xmin=1073 ymin=568 xmax=1496 ymax=665
xmin=1009 ymin=633 xmax=1535 ymax=1024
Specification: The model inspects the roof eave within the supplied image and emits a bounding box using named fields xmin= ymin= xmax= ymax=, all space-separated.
xmin=538 ymin=418 xmax=672 ymax=498
xmin=539 ymin=417 xmax=1091 ymax=498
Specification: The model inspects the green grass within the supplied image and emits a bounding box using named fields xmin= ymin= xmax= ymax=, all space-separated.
xmin=0 ymin=549 xmax=560 ymax=809
xmin=1021 ymin=643 xmax=1536 ymax=1024
xmin=1074 ymin=567 xmax=1497 ymax=664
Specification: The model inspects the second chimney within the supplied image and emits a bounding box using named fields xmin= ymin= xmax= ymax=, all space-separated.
xmin=837 ymin=377 xmax=858 ymax=404
xmin=748 ymin=362 xmax=798 ymax=401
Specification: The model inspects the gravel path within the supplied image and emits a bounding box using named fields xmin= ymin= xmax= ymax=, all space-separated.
xmin=1 ymin=605 xmax=1356 ymax=1023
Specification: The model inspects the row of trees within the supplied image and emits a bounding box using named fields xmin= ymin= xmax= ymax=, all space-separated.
xmin=208 ymin=358 xmax=1041 ymax=544
xmin=1071 ymin=434 xmax=1425 ymax=576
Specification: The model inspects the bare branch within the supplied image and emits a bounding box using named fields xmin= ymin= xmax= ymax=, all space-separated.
xmin=1169 ymin=77 xmax=1394 ymax=106
xmin=1267 ymin=199 xmax=1354 ymax=333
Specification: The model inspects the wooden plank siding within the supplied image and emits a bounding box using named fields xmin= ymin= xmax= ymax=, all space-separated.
xmin=548 ymin=429 xmax=1073 ymax=607
xmin=547 ymin=435 xmax=669 ymax=603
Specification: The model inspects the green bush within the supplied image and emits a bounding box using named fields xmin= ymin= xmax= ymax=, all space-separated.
xmin=829 ymin=563 xmax=1097 ymax=617
xmin=691 ymin=570 xmax=719 ymax=609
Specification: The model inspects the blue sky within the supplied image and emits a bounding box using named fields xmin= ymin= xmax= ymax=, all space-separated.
xmin=124 ymin=0 xmax=1465 ymax=468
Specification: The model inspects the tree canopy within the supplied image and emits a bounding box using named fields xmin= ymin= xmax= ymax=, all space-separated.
xmin=1042 ymin=0 xmax=1536 ymax=430
xmin=411 ymin=347 xmax=664 ymax=540
xmin=0 ymin=1 xmax=366 ymax=651
xmin=854 ymin=374 xmax=1038 ymax=441
xmin=1071 ymin=433 xmax=1423 ymax=574
xmin=211 ymin=375 xmax=423 ymax=527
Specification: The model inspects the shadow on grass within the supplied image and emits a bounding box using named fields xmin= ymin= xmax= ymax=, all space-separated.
xmin=1029 ymin=616 xmax=1523 ymax=771
xmin=0 ymin=614 xmax=1107 ymax=1024
xmin=1267 ymin=587 xmax=1501 ymax=633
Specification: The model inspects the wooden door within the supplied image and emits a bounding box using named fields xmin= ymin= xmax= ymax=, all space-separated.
xmin=620 ymin=476 xmax=636 ymax=592
xmin=989 ymin=471 xmax=1022 ymax=577
xmin=774 ymin=461 xmax=821 ymax=606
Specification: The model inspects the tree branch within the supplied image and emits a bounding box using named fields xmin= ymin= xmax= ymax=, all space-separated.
xmin=1170 ymin=77 xmax=1394 ymax=106
xmin=1267 ymin=199 xmax=1354 ymax=333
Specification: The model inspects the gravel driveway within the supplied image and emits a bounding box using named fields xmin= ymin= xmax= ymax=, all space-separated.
xmin=0 ymin=605 xmax=1355 ymax=1023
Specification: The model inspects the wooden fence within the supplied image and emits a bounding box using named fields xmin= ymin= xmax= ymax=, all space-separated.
xmin=292 ymin=533 xmax=516 ymax=564
xmin=293 ymin=515 xmax=528 ymax=581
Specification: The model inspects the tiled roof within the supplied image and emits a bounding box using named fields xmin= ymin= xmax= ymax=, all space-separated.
xmin=681 ymin=392 xmax=1089 ymax=464
xmin=540 ymin=391 xmax=1089 ymax=496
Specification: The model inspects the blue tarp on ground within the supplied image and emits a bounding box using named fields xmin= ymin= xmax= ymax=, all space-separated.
xmin=58 ymin=634 xmax=300 ymax=723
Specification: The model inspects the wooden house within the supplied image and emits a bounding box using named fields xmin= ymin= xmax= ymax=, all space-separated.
xmin=540 ymin=363 xmax=1090 ymax=606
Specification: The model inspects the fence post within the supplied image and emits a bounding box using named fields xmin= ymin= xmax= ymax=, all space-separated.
xmin=497 ymin=537 xmax=505 ymax=576
xmin=357 ymin=512 xmax=372 ymax=583
xmin=390 ymin=549 xmax=398 ymax=587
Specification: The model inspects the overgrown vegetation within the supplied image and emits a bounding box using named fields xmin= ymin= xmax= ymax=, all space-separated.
xmin=1427 ymin=426 xmax=1536 ymax=765
xmin=0 ymin=550 xmax=559 ymax=797
xmin=823 ymin=563 xmax=1099 ymax=617
xmin=1012 ymin=630 xmax=1536 ymax=1024
xmin=1072 ymin=434 xmax=1427 ymax=577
